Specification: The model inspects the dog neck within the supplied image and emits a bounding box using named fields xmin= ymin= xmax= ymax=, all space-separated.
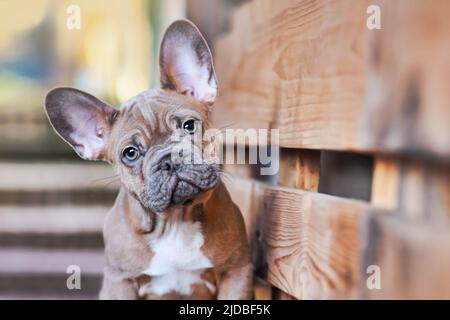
xmin=118 ymin=187 xmax=210 ymax=236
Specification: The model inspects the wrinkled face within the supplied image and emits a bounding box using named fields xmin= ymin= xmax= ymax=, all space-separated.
xmin=108 ymin=91 xmax=219 ymax=212
xmin=44 ymin=20 xmax=221 ymax=213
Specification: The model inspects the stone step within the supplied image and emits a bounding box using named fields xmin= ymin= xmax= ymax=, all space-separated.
xmin=0 ymin=248 xmax=104 ymax=274
xmin=0 ymin=161 xmax=119 ymax=191
xmin=0 ymin=232 xmax=103 ymax=249
xmin=0 ymin=249 xmax=104 ymax=299
xmin=0 ymin=161 xmax=114 ymax=299
xmin=0 ymin=189 xmax=117 ymax=206
xmin=0 ymin=293 xmax=98 ymax=300
xmin=0 ymin=205 xmax=107 ymax=234
xmin=0 ymin=273 xmax=102 ymax=299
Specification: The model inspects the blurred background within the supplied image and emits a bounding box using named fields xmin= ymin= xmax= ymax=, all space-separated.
xmin=0 ymin=0 xmax=245 ymax=299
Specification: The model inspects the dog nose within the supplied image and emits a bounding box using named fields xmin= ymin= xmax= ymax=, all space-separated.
xmin=160 ymin=157 xmax=179 ymax=172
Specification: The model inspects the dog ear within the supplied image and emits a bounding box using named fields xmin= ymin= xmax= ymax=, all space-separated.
xmin=159 ymin=19 xmax=218 ymax=106
xmin=44 ymin=87 xmax=117 ymax=161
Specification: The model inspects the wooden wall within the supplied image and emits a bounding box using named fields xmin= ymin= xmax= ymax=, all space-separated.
xmin=212 ymin=0 xmax=450 ymax=299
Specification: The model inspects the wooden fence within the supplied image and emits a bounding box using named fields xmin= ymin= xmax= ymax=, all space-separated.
xmin=212 ymin=0 xmax=450 ymax=299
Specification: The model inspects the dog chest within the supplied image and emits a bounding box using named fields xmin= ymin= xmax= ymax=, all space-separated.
xmin=142 ymin=220 xmax=213 ymax=296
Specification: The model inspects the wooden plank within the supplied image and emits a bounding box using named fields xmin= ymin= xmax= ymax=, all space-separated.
xmin=253 ymin=277 xmax=272 ymax=300
xmin=398 ymin=160 xmax=450 ymax=221
xmin=363 ymin=211 xmax=450 ymax=299
xmin=213 ymin=0 xmax=450 ymax=158
xmin=371 ymin=156 xmax=450 ymax=221
xmin=371 ymin=156 xmax=400 ymax=210
xmin=225 ymin=177 xmax=367 ymax=299
xmin=226 ymin=177 xmax=450 ymax=299
xmin=271 ymin=148 xmax=321 ymax=300
xmin=274 ymin=0 xmax=368 ymax=151
xmin=278 ymin=149 xmax=321 ymax=191
xmin=429 ymin=164 xmax=450 ymax=220
xmin=261 ymin=186 xmax=365 ymax=299
xmin=212 ymin=0 xmax=370 ymax=149
xmin=398 ymin=160 xmax=427 ymax=220
xmin=363 ymin=0 xmax=450 ymax=159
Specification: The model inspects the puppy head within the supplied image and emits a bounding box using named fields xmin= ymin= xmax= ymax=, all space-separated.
xmin=44 ymin=20 xmax=220 ymax=214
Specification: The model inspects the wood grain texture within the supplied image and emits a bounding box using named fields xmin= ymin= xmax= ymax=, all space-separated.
xmin=278 ymin=149 xmax=321 ymax=191
xmin=214 ymin=0 xmax=450 ymax=300
xmin=224 ymin=177 xmax=367 ymax=299
xmin=363 ymin=0 xmax=450 ymax=158
xmin=213 ymin=0 xmax=450 ymax=157
xmin=213 ymin=0 xmax=369 ymax=150
xmin=363 ymin=211 xmax=450 ymax=299
xmin=261 ymin=186 xmax=365 ymax=299
xmin=264 ymin=149 xmax=321 ymax=300
xmin=225 ymin=176 xmax=450 ymax=299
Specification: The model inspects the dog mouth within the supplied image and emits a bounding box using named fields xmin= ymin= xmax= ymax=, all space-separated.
xmin=171 ymin=179 xmax=202 ymax=206
xmin=142 ymin=163 xmax=219 ymax=213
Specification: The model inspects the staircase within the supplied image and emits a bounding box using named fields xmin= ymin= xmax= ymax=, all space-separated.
xmin=0 ymin=161 xmax=119 ymax=299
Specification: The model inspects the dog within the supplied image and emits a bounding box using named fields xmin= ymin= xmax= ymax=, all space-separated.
xmin=44 ymin=20 xmax=252 ymax=299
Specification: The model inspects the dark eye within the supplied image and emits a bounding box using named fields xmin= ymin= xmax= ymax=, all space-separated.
xmin=183 ymin=119 xmax=197 ymax=134
xmin=122 ymin=146 xmax=140 ymax=162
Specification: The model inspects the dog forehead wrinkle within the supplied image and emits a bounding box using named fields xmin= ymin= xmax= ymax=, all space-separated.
xmin=121 ymin=89 xmax=209 ymax=127
xmin=128 ymin=107 xmax=157 ymax=139
xmin=138 ymin=102 xmax=158 ymax=129
xmin=116 ymin=108 xmax=159 ymax=150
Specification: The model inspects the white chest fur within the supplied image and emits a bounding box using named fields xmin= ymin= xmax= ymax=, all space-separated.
xmin=142 ymin=220 xmax=213 ymax=296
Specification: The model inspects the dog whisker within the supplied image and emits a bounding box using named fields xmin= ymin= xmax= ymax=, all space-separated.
xmin=217 ymin=122 xmax=236 ymax=131
xmin=103 ymin=178 xmax=121 ymax=188
xmin=91 ymin=174 xmax=120 ymax=182
xmin=218 ymin=170 xmax=234 ymax=184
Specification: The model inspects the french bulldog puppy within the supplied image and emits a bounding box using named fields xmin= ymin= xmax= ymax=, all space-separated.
xmin=44 ymin=20 xmax=252 ymax=299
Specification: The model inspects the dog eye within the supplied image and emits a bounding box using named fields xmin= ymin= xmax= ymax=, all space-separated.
xmin=182 ymin=119 xmax=197 ymax=134
xmin=122 ymin=146 xmax=140 ymax=162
